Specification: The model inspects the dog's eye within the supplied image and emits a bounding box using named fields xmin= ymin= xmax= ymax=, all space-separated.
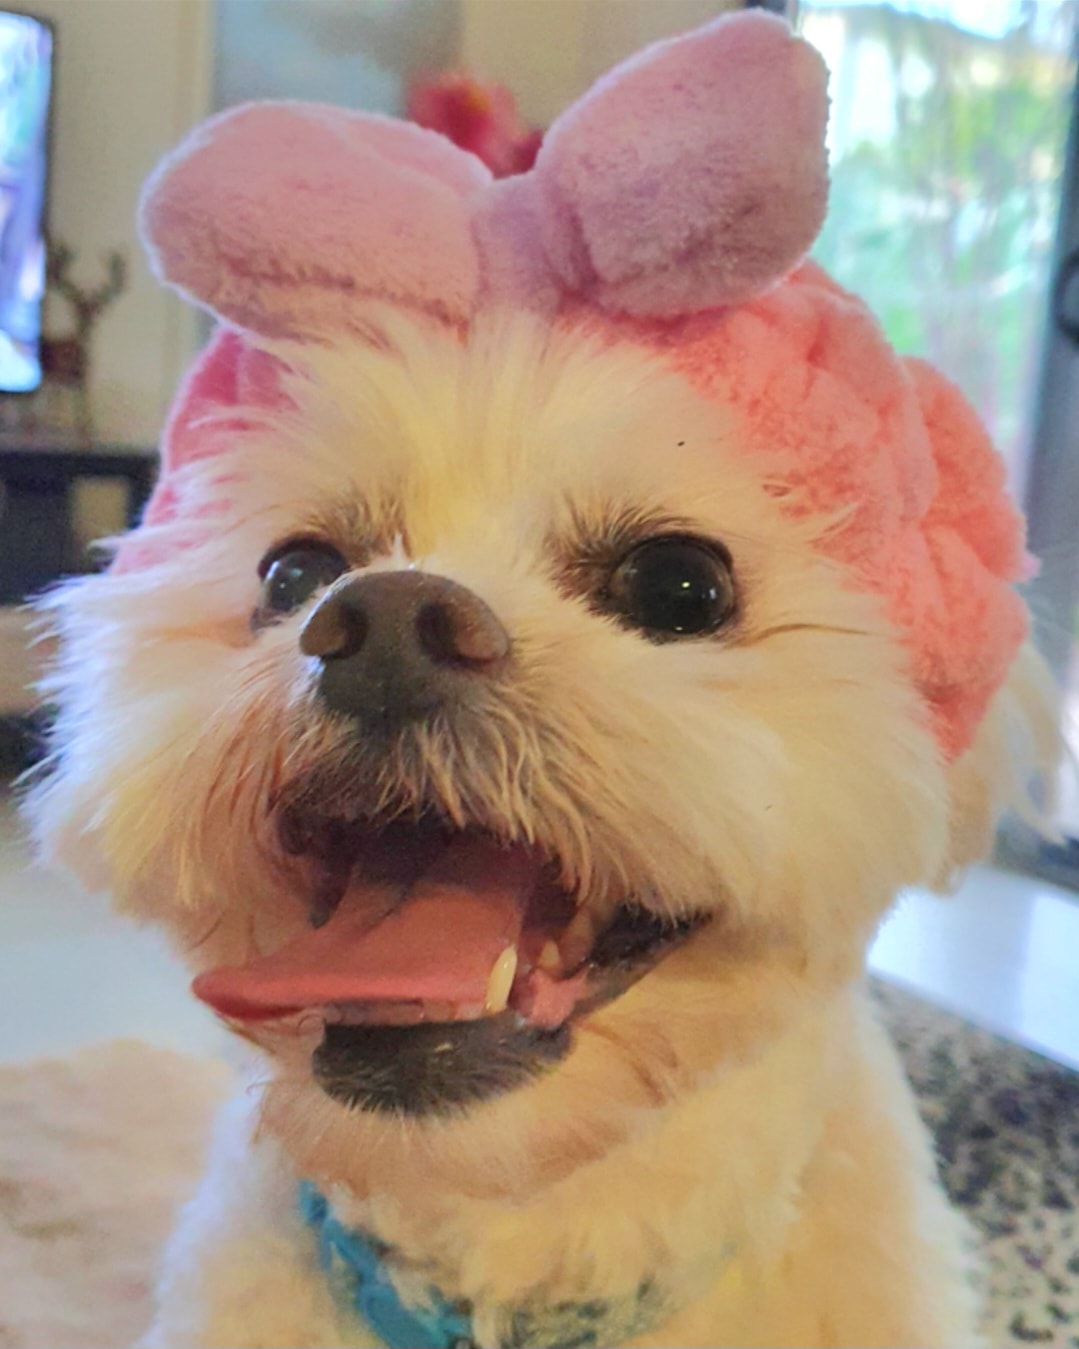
xmin=605 ymin=536 xmax=736 ymax=638
xmin=258 ymin=541 xmax=348 ymax=617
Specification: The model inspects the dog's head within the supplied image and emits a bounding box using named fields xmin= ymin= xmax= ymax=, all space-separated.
xmin=26 ymin=14 xmax=1047 ymax=1195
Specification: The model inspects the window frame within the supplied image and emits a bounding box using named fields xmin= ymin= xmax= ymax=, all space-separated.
xmin=1001 ymin=45 xmax=1079 ymax=891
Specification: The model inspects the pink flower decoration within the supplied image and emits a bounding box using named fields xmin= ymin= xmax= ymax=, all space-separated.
xmin=406 ymin=73 xmax=542 ymax=178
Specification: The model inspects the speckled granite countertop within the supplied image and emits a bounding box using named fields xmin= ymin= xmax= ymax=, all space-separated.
xmin=877 ymin=982 xmax=1079 ymax=1348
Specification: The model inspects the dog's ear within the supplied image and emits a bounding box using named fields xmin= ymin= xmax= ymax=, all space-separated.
xmin=937 ymin=641 xmax=1060 ymax=889
xmin=139 ymin=102 xmax=491 ymax=339
xmin=529 ymin=11 xmax=829 ymax=317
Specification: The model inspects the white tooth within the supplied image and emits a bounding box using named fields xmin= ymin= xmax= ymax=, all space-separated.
xmin=559 ymin=909 xmax=596 ymax=969
xmin=484 ymin=946 xmax=519 ymax=1014
xmin=537 ymin=941 xmax=562 ymax=974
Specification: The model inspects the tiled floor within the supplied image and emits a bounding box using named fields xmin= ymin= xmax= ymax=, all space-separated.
xmin=1 ymin=789 xmax=1077 ymax=1069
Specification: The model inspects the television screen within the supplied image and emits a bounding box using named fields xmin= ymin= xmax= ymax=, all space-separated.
xmin=0 ymin=12 xmax=50 ymax=394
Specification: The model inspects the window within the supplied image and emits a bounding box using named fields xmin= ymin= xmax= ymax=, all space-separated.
xmin=799 ymin=0 xmax=1079 ymax=883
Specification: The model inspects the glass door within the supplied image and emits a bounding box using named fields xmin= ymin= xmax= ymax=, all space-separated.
xmin=1026 ymin=48 xmax=1079 ymax=872
xmin=796 ymin=0 xmax=1079 ymax=887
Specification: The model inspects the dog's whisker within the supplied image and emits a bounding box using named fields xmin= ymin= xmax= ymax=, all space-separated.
xmin=184 ymin=911 xmax=225 ymax=955
xmin=741 ymin=622 xmax=877 ymax=646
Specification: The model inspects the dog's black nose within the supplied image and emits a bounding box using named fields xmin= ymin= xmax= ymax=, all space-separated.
xmin=300 ymin=571 xmax=509 ymax=727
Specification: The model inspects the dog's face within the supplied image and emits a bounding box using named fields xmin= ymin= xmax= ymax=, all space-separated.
xmin=31 ymin=311 xmax=951 ymax=1189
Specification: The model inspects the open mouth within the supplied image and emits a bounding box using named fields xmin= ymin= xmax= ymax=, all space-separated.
xmin=192 ymin=808 xmax=706 ymax=1115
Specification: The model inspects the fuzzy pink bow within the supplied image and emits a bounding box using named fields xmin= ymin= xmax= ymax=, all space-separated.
xmin=135 ymin=10 xmax=1028 ymax=761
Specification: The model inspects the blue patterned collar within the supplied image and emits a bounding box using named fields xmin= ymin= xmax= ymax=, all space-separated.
xmin=301 ymin=1182 xmax=473 ymax=1347
xmin=299 ymin=1181 xmax=675 ymax=1349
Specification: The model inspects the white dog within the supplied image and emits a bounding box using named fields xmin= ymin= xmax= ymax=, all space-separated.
xmin=26 ymin=14 xmax=1056 ymax=1348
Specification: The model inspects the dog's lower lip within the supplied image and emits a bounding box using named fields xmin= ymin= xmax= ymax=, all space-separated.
xmin=306 ymin=910 xmax=706 ymax=1116
xmin=314 ymin=1014 xmax=573 ymax=1116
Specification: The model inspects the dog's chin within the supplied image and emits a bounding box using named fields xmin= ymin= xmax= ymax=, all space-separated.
xmin=193 ymin=803 xmax=710 ymax=1118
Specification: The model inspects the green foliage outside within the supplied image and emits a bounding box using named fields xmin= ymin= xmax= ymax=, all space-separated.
xmin=806 ymin=2 xmax=1076 ymax=480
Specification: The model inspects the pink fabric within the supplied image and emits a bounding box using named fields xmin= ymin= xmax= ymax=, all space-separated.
xmin=635 ymin=263 xmax=1027 ymax=760
xmin=139 ymin=11 xmax=824 ymax=334
xmin=140 ymin=103 xmax=491 ymax=337
xmin=530 ymin=13 xmax=828 ymax=316
xmin=113 ymin=330 xmax=291 ymax=573
xmin=130 ymin=9 xmax=1028 ymax=760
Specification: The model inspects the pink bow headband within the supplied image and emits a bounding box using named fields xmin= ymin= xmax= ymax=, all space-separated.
xmin=132 ymin=10 xmax=1028 ymax=761
xmin=140 ymin=12 xmax=828 ymax=334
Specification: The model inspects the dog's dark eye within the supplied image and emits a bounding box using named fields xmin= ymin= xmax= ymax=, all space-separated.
xmin=258 ymin=541 xmax=347 ymax=617
xmin=605 ymin=536 xmax=736 ymax=638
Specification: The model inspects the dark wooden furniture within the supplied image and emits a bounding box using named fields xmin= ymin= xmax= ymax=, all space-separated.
xmin=0 ymin=442 xmax=157 ymax=765
xmin=0 ymin=442 xmax=156 ymax=604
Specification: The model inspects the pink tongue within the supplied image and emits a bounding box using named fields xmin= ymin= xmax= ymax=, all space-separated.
xmin=192 ymin=837 xmax=538 ymax=1022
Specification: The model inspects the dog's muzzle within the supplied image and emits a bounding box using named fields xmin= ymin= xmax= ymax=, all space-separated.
xmin=301 ymin=571 xmax=510 ymax=729
xmin=192 ymin=569 xmax=712 ymax=1116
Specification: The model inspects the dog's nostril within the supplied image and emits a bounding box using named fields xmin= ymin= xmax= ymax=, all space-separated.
xmin=300 ymin=595 xmax=367 ymax=660
xmin=303 ymin=572 xmax=509 ymax=727
xmin=416 ymin=597 xmax=509 ymax=667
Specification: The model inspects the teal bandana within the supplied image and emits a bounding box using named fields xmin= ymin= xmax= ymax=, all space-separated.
xmin=299 ymin=1181 xmax=674 ymax=1348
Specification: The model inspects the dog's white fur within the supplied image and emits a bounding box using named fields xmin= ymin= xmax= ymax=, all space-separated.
xmin=29 ymin=312 xmax=1055 ymax=1347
